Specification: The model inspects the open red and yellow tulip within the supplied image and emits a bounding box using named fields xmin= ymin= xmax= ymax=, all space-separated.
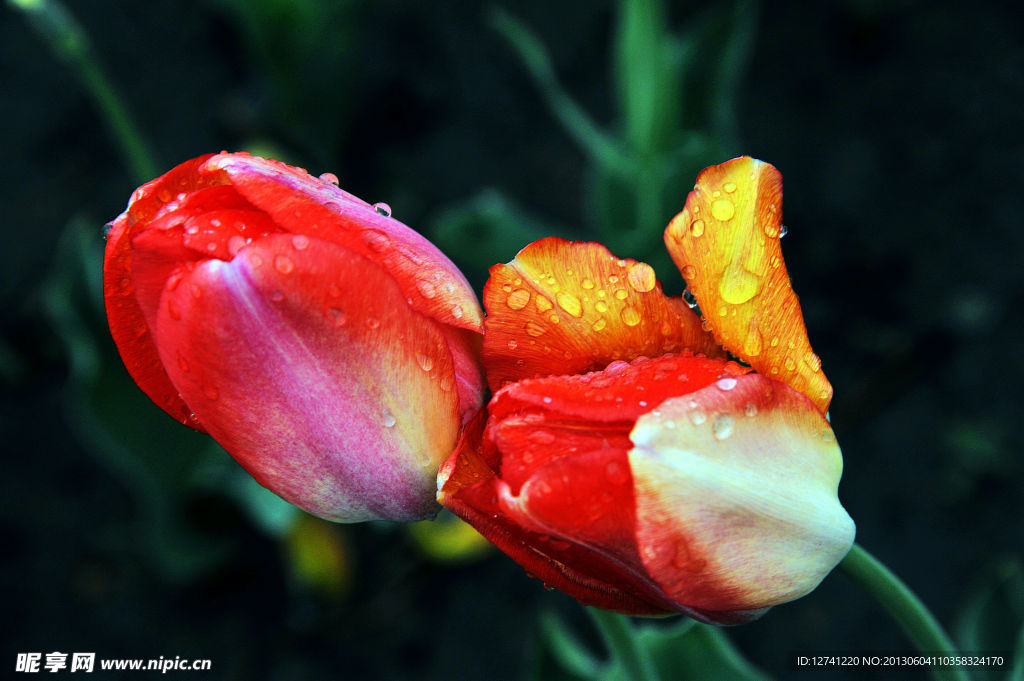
xmin=104 ymin=152 xmax=485 ymax=523
xmin=438 ymin=157 xmax=856 ymax=623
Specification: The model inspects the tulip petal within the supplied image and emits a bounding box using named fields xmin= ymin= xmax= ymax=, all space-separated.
xmin=439 ymin=433 xmax=676 ymax=615
xmin=153 ymin=233 xmax=462 ymax=522
xmin=104 ymin=154 xmax=224 ymax=428
xmin=200 ymin=153 xmax=483 ymax=333
xmin=664 ymin=157 xmax=832 ymax=413
xmin=482 ymin=237 xmax=724 ymax=391
xmin=629 ymin=373 xmax=855 ymax=620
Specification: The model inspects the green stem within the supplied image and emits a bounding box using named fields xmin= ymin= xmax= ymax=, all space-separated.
xmin=10 ymin=0 xmax=158 ymax=182
xmin=840 ymin=543 xmax=971 ymax=681
xmin=587 ymin=608 xmax=661 ymax=681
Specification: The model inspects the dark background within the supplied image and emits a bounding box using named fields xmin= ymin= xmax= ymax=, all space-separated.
xmin=2 ymin=0 xmax=1021 ymax=679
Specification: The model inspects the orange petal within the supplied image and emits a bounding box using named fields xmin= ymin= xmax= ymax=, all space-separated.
xmin=482 ymin=237 xmax=724 ymax=391
xmin=664 ymin=157 xmax=832 ymax=413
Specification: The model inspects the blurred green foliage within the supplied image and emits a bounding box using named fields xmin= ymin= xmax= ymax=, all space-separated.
xmin=3 ymin=0 xmax=1022 ymax=678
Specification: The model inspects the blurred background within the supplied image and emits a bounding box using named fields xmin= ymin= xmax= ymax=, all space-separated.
xmin=2 ymin=0 xmax=1022 ymax=679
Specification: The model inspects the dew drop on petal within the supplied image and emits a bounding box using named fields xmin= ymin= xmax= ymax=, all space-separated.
xmin=712 ymin=414 xmax=734 ymax=440
xmin=319 ymin=172 xmax=340 ymax=185
xmin=744 ymin=402 xmax=758 ymax=417
xmin=380 ymin=409 xmax=397 ymax=427
xmin=718 ymin=262 xmax=761 ymax=304
xmin=366 ymin=317 xmax=380 ymax=329
xmin=416 ymin=279 xmax=437 ymax=299
xmin=507 ymin=339 xmax=518 ymax=350
xmin=716 ymin=377 xmax=738 ymax=391
xmin=805 ymin=351 xmax=822 ymax=372
xmin=592 ymin=318 xmax=607 ymax=331
xmin=373 ymin=202 xmax=392 ymax=217
xmin=556 ymin=291 xmax=583 ymax=317
xmin=687 ymin=410 xmax=706 ymax=426
xmin=626 ymin=262 xmax=656 ymax=293
xmin=681 ymin=265 xmax=696 ymax=280
xmin=416 ymin=352 xmax=434 ymax=372
xmin=595 ymin=300 xmax=608 ymax=313
xmin=507 ymin=288 xmax=530 ymax=310
xmin=743 ymin=318 xmax=763 ymax=357
xmin=227 ymin=235 xmax=246 ymax=256
xmin=724 ymin=182 xmax=737 ymax=193
xmin=274 ymin=255 xmax=294 ymax=274
xmin=535 ymin=295 xmax=553 ymax=313
xmin=620 ymin=306 xmax=641 ymax=327
xmin=328 ymin=308 xmax=347 ymax=326
xmin=614 ymin=289 xmax=628 ymax=301
xmin=711 ymin=199 xmax=735 ymax=221
xmin=689 ymin=219 xmax=705 ymax=237
xmin=780 ymin=224 xmax=788 ymax=238
xmin=581 ymin=278 xmax=595 ymax=290
xmin=451 ymin=304 xmax=464 ymax=319
xmin=291 ymin=234 xmax=309 ymax=250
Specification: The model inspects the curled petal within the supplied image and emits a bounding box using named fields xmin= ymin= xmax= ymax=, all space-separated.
xmin=153 ymin=233 xmax=462 ymax=522
xmin=629 ymin=373 xmax=855 ymax=619
xmin=664 ymin=157 xmax=832 ymax=413
xmin=482 ymin=237 xmax=724 ymax=391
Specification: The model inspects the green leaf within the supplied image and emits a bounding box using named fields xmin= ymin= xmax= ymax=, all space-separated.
xmin=643 ymin=622 xmax=773 ymax=681
xmin=537 ymin=610 xmax=604 ymax=681
xmin=613 ymin=0 xmax=680 ymax=158
xmin=489 ymin=7 xmax=635 ymax=177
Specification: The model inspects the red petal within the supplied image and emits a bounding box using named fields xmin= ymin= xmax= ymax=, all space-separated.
xmin=482 ymin=238 xmax=724 ymax=391
xmin=200 ymin=153 xmax=483 ymax=333
xmin=104 ymin=154 xmax=224 ymax=428
xmin=152 ymin=233 xmax=463 ymax=522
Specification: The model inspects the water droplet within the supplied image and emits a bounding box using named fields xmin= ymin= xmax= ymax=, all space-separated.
xmin=681 ymin=265 xmax=696 ymax=280
xmin=712 ymin=414 xmax=734 ymax=440
xmin=185 ymin=223 xmax=200 ymax=235
xmin=779 ymin=224 xmax=788 ymax=238
xmin=507 ymin=339 xmax=518 ymax=350
xmin=373 ymin=202 xmax=392 ymax=217
xmin=581 ymin=278 xmax=595 ymax=289
xmin=711 ymin=199 xmax=735 ymax=221
xmin=505 ymin=288 xmax=530 ymax=310
xmin=291 ymin=234 xmax=309 ymax=250
xmin=363 ymin=230 xmax=389 ymax=251
xmin=689 ymin=219 xmax=706 ymax=237
xmin=227 ymin=235 xmax=246 ymax=255
xmin=274 ymin=255 xmax=295 ymax=274
xmin=687 ymin=410 xmax=706 ymax=426
xmin=167 ymin=300 xmax=181 ymax=320
xmin=620 ymin=307 xmax=641 ymax=327
xmin=556 ymin=291 xmax=583 ymax=317
xmin=724 ymin=182 xmax=737 ymax=193
xmin=605 ymin=461 xmax=629 ymax=485
xmin=764 ymin=223 xmax=780 ymax=238
xmin=718 ymin=261 xmax=761 ymax=304
xmin=716 ymin=377 xmax=738 ymax=391
xmin=156 ymin=188 xmax=172 ymax=202
xmin=608 ymin=274 xmax=620 ymax=284
xmin=535 ymin=295 xmax=553 ymax=312
xmin=614 ymin=289 xmax=628 ymax=301
xmin=366 ymin=317 xmax=380 ymax=329
xmin=822 ymin=429 xmax=836 ymax=443
xmin=744 ymin=402 xmax=758 ymax=417
xmin=743 ymin=318 xmax=763 ymax=357
xmin=528 ymin=430 xmax=555 ymax=445
xmin=416 ymin=279 xmax=437 ymax=299
xmin=595 ymin=300 xmax=608 ymax=313
xmin=626 ymin=262 xmax=656 ymax=292
xmin=269 ymin=290 xmax=284 ymax=302
xmin=380 ymin=409 xmax=397 ymax=427
xmin=177 ymin=354 xmax=190 ymax=373
xmin=416 ymin=352 xmax=434 ymax=372
xmin=784 ymin=356 xmax=796 ymax=371
xmin=592 ymin=318 xmax=607 ymax=331
xmin=525 ymin=322 xmax=547 ymax=337
xmin=328 ymin=308 xmax=347 ymax=326
xmin=319 ymin=172 xmax=340 ymax=185
xmin=451 ymin=304 xmax=464 ymax=319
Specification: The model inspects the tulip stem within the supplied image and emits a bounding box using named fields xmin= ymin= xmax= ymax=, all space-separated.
xmin=588 ymin=608 xmax=661 ymax=681
xmin=839 ymin=543 xmax=971 ymax=681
